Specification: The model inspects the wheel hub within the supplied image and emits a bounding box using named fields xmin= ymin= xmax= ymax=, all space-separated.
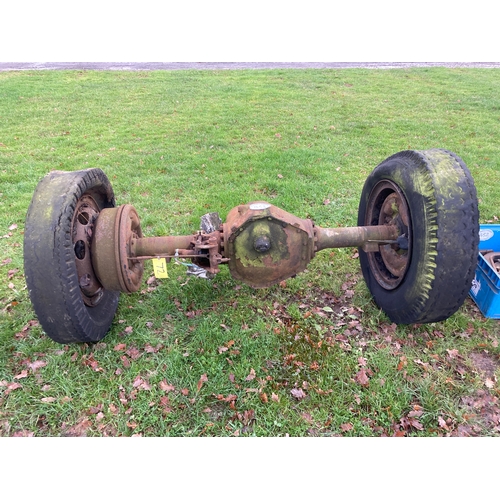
xmin=72 ymin=195 xmax=104 ymax=306
xmin=91 ymin=204 xmax=144 ymax=293
xmin=365 ymin=180 xmax=411 ymax=290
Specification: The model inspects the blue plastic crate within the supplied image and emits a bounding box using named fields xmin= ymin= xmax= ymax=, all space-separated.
xmin=469 ymin=224 xmax=500 ymax=319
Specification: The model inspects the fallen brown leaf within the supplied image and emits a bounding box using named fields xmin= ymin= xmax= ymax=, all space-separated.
xmin=355 ymin=368 xmax=370 ymax=386
xmin=12 ymin=430 xmax=34 ymax=437
xmin=358 ymin=357 xmax=367 ymax=367
xmin=28 ymin=360 xmax=47 ymax=372
xmin=245 ymin=368 xmax=256 ymax=381
xmin=438 ymin=416 xmax=450 ymax=430
xmin=159 ymin=380 xmax=176 ymax=392
xmin=144 ymin=343 xmax=162 ymax=353
xmin=397 ymin=356 xmax=407 ymax=371
xmin=14 ymin=370 xmax=28 ymax=379
xmin=14 ymin=320 xmax=39 ymax=339
xmin=408 ymin=410 xmax=423 ymax=418
xmin=126 ymin=346 xmax=141 ymax=360
xmin=291 ymin=388 xmax=306 ymax=400
xmin=301 ymin=412 xmax=314 ymax=424
xmin=197 ymin=373 xmax=208 ymax=392
xmin=82 ymin=355 xmax=102 ymax=372
xmin=61 ymin=418 xmax=92 ymax=437
xmin=485 ymin=379 xmax=495 ymax=389
xmin=4 ymin=382 xmax=22 ymax=395
xmin=120 ymin=356 xmax=131 ymax=368
xmin=133 ymin=376 xmax=151 ymax=391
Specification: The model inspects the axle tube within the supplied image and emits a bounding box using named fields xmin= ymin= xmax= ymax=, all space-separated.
xmin=131 ymin=235 xmax=196 ymax=259
xmin=315 ymin=225 xmax=400 ymax=253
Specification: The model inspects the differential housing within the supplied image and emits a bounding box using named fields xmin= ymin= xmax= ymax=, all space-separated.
xmin=223 ymin=202 xmax=315 ymax=288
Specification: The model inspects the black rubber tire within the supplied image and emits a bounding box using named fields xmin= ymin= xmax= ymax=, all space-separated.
xmin=358 ymin=149 xmax=479 ymax=324
xmin=24 ymin=169 xmax=120 ymax=343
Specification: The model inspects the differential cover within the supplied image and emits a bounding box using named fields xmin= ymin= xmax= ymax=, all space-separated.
xmin=224 ymin=202 xmax=314 ymax=288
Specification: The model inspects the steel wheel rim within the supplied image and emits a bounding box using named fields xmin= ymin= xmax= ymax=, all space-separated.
xmin=365 ymin=180 xmax=412 ymax=290
xmin=72 ymin=194 xmax=104 ymax=306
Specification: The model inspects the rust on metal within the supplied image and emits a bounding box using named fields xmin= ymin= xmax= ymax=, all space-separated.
xmin=314 ymin=225 xmax=399 ymax=253
xmin=72 ymin=194 xmax=104 ymax=306
xmin=131 ymin=230 xmax=228 ymax=276
xmin=131 ymin=235 xmax=196 ymax=259
xmin=363 ymin=180 xmax=411 ymax=289
xmin=483 ymin=251 xmax=500 ymax=274
xmin=88 ymin=196 xmax=409 ymax=293
xmin=191 ymin=231 xmax=228 ymax=275
xmin=223 ymin=202 xmax=315 ymax=288
xmin=91 ymin=204 xmax=144 ymax=293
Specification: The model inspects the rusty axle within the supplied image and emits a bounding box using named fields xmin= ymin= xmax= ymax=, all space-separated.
xmin=131 ymin=235 xmax=197 ymax=259
xmin=130 ymin=225 xmax=399 ymax=258
xmin=91 ymin=201 xmax=405 ymax=292
xmin=314 ymin=225 xmax=400 ymax=253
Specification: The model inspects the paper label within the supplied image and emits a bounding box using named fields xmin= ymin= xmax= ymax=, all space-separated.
xmin=152 ymin=258 xmax=169 ymax=278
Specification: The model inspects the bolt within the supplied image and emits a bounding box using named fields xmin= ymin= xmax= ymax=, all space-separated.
xmin=254 ymin=236 xmax=271 ymax=253
xmin=79 ymin=273 xmax=91 ymax=288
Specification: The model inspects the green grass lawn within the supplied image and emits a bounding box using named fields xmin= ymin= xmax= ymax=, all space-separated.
xmin=0 ymin=68 xmax=499 ymax=436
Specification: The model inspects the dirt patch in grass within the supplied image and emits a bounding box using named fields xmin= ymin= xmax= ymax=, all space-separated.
xmin=470 ymin=350 xmax=499 ymax=380
xmin=453 ymin=391 xmax=500 ymax=436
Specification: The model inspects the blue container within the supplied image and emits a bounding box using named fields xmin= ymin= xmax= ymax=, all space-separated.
xmin=469 ymin=224 xmax=500 ymax=319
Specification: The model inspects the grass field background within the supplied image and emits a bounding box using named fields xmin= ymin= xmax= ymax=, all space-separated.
xmin=0 ymin=68 xmax=499 ymax=436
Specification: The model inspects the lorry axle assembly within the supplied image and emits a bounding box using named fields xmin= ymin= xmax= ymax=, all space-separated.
xmin=23 ymin=148 xmax=479 ymax=344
